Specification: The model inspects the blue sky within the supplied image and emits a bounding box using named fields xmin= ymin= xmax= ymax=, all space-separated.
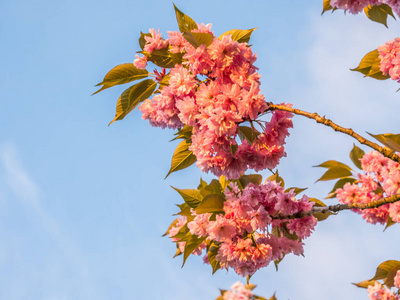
xmin=1 ymin=1 xmax=400 ymax=299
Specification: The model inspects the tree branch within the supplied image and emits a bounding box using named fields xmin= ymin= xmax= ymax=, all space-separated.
xmin=266 ymin=103 xmax=400 ymax=164
xmin=298 ymin=194 xmax=400 ymax=218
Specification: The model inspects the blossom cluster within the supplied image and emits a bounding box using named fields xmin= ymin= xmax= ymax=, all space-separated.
xmin=169 ymin=180 xmax=317 ymax=277
xmin=220 ymin=282 xmax=255 ymax=300
xmin=367 ymin=270 xmax=400 ymax=299
xmin=329 ymin=0 xmax=400 ymax=16
xmin=378 ymin=38 xmax=400 ymax=82
xmin=336 ymin=150 xmax=400 ymax=225
xmin=136 ymin=24 xmax=293 ymax=179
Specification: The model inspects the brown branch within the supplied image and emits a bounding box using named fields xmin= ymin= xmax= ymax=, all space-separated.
xmin=297 ymin=194 xmax=400 ymax=218
xmin=266 ymin=103 xmax=400 ymax=164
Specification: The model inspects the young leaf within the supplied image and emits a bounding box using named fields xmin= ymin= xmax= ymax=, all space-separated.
xmin=219 ymin=175 xmax=228 ymax=190
xmin=314 ymin=160 xmax=352 ymax=170
xmin=364 ymin=4 xmax=395 ymax=27
xmin=310 ymin=198 xmax=326 ymax=207
xmin=239 ymin=174 xmax=262 ymax=188
xmin=316 ymin=167 xmax=352 ymax=182
xmin=353 ymin=279 xmax=378 ymax=289
xmin=93 ymin=63 xmax=148 ymax=95
xmin=370 ymin=260 xmax=400 ymax=281
xmin=171 ymin=125 xmax=193 ymax=142
xmin=322 ymin=0 xmax=333 ymax=14
xmin=218 ymin=28 xmax=257 ymax=43
xmin=165 ymin=139 xmax=197 ymax=178
xmin=238 ymin=126 xmax=259 ymax=144
xmin=384 ymin=215 xmax=396 ymax=231
xmin=351 ymin=49 xmax=390 ymax=80
xmin=349 ymin=144 xmax=365 ymax=169
xmin=384 ymin=265 xmax=400 ymax=287
xmin=266 ymin=171 xmax=284 ymax=187
xmin=208 ymin=242 xmax=221 ymax=274
xmin=162 ymin=218 xmax=179 ymax=237
xmin=368 ymin=133 xmax=400 ymax=152
xmin=109 ymin=79 xmax=157 ymax=125
xmin=139 ymin=32 xmax=151 ymax=50
xmin=142 ymin=48 xmax=183 ymax=68
xmin=182 ymin=235 xmax=206 ymax=267
xmin=204 ymin=179 xmax=224 ymax=196
xmin=267 ymin=294 xmax=277 ymax=300
xmin=173 ymin=4 xmax=198 ymax=33
xmin=172 ymin=187 xmax=203 ymax=208
xmin=195 ymin=194 xmax=225 ymax=214
xmin=182 ymin=32 xmax=214 ymax=48
xmin=174 ymin=203 xmax=192 ymax=217
xmin=313 ymin=210 xmax=334 ymax=222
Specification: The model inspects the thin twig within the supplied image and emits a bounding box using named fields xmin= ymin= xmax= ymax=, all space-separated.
xmin=266 ymin=103 xmax=400 ymax=164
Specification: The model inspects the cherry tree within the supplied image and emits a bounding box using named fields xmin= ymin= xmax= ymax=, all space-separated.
xmin=94 ymin=2 xmax=400 ymax=299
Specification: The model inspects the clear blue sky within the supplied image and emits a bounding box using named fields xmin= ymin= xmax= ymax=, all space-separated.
xmin=1 ymin=1 xmax=399 ymax=299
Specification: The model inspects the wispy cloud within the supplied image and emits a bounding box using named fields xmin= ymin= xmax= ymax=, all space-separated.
xmin=0 ymin=142 xmax=98 ymax=299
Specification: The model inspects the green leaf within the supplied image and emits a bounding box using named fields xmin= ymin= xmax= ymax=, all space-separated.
xmin=218 ymin=28 xmax=257 ymax=44
xmin=174 ymin=203 xmax=192 ymax=217
xmin=384 ymin=265 xmax=400 ymax=287
xmin=384 ymin=215 xmax=396 ymax=231
xmin=171 ymin=125 xmax=193 ymax=142
xmin=172 ymin=187 xmax=203 ymax=208
xmin=173 ymin=4 xmax=198 ymax=33
xmin=219 ymin=175 xmax=228 ymax=190
xmin=349 ymin=144 xmax=365 ymax=169
xmin=163 ymin=218 xmax=179 ymax=237
xmin=314 ymin=160 xmax=352 ymax=170
xmin=316 ymin=167 xmax=352 ymax=182
xmin=142 ymin=48 xmax=183 ymax=68
xmin=310 ymin=198 xmax=326 ymax=207
xmin=364 ymin=4 xmax=395 ymax=27
xmin=182 ymin=32 xmax=214 ymax=48
xmin=245 ymin=283 xmax=257 ymax=291
xmin=326 ymin=177 xmax=357 ymax=199
xmin=238 ymin=126 xmax=259 ymax=144
xmin=268 ymin=294 xmax=277 ymax=300
xmin=266 ymin=171 xmax=284 ymax=187
xmin=313 ymin=210 xmax=334 ymax=222
xmin=368 ymin=133 xmax=400 ymax=152
xmin=273 ymin=254 xmax=285 ymax=271
xmin=239 ymin=174 xmax=263 ymax=188
xmin=208 ymin=242 xmax=221 ymax=274
xmin=93 ymin=63 xmax=149 ymax=95
xmin=195 ymin=194 xmax=225 ymax=214
xmin=165 ymin=139 xmax=197 ymax=178
xmin=351 ymin=49 xmax=390 ymax=80
xmin=204 ymin=179 xmax=224 ymax=196
xmin=158 ymin=73 xmax=170 ymax=89
xmin=353 ymin=279 xmax=378 ymax=289
xmin=322 ymin=0 xmax=333 ymax=14
xmin=370 ymin=260 xmax=400 ymax=281
xmin=278 ymin=224 xmax=298 ymax=241
xmin=139 ymin=32 xmax=151 ymax=50
xmin=172 ymin=223 xmax=189 ymax=240
xmin=109 ymin=79 xmax=157 ymax=125
xmin=182 ymin=235 xmax=206 ymax=267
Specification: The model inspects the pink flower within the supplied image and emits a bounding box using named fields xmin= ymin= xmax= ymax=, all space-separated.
xmin=378 ymin=38 xmax=400 ymax=82
xmin=394 ymin=269 xmax=400 ymax=289
xmin=133 ymin=55 xmax=147 ymax=69
xmin=168 ymin=65 xmax=198 ymax=97
xmin=144 ymin=28 xmax=169 ymax=53
xmin=207 ymin=214 xmax=237 ymax=242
